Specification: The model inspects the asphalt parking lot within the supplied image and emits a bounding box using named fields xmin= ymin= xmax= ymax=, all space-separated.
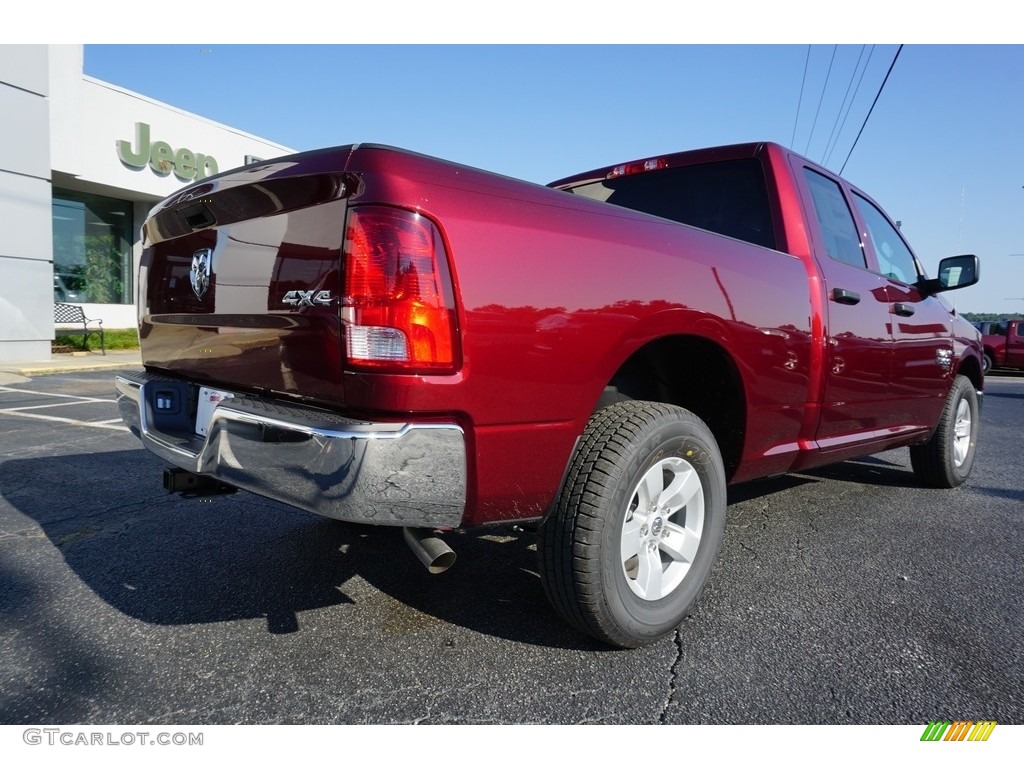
xmin=1 ymin=368 xmax=1022 ymax=725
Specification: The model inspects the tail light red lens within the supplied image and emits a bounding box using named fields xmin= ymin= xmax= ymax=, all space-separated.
xmin=343 ymin=206 xmax=459 ymax=372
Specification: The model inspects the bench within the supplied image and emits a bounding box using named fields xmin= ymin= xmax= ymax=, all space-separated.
xmin=54 ymin=302 xmax=105 ymax=355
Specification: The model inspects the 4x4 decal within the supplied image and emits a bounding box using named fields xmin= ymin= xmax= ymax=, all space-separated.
xmin=282 ymin=290 xmax=333 ymax=307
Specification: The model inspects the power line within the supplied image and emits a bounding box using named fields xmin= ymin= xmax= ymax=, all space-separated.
xmin=840 ymin=44 xmax=904 ymax=174
xmin=825 ymin=45 xmax=876 ymax=168
xmin=822 ymin=45 xmax=872 ymax=167
xmin=804 ymin=45 xmax=838 ymax=156
xmin=791 ymin=45 xmax=812 ymax=149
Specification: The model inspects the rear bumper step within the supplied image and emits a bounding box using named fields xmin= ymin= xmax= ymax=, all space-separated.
xmin=115 ymin=371 xmax=466 ymax=528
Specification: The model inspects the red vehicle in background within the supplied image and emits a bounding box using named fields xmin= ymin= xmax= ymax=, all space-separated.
xmin=116 ymin=141 xmax=983 ymax=647
xmin=981 ymin=319 xmax=1024 ymax=373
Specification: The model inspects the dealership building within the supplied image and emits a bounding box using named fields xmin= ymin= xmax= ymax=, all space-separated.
xmin=0 ymin=44 xmax=294 ymax=363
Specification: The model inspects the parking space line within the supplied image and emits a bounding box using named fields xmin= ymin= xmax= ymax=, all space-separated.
xmin=0 ymin=385 xmax=113 ymax=403
xmin=0 ymin=409 xmax=129 ymax=431
xmin=4 ymin=400 xmax=115 ymax=412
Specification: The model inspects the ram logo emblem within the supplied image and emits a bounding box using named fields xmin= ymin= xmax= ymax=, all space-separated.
xmin=190 ymin=249 xmax=212 ymax=300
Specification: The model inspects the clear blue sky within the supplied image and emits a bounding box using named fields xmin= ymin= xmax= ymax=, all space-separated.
xmin=81 ymin=43 xmax=1023 ymax=315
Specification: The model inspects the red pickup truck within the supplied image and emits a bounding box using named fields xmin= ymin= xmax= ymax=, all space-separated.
xmin=981 ymin=319 xmax=1024 ymax=373
xmin=115 ymin=141 xmax=983 ymax=647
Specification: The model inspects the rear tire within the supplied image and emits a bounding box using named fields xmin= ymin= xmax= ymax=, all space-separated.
xmin=538 ymin=401 xmax=726 ymax=648
xmin=909 ymin=374 xmax=978 ymax=488
xmin=982 ymin=353 xmax=992 ymax=375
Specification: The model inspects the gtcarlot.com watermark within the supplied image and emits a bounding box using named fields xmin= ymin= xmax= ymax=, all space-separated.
xmin=23 ymin=728 xmax=203 ymax=747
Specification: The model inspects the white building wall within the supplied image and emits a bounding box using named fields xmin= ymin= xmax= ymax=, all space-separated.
xmin=0 ymin=44 xmax=295 ymax=363
xmin=0 ymin=44 xmax=52 ymax=362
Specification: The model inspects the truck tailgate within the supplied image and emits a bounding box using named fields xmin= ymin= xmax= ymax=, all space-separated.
xmin=138 ymin=150 xmax=356 ymax=404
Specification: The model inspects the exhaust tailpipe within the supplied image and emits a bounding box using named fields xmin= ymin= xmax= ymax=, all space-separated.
xmin=403 ymin=527 xmax=457 ymax=574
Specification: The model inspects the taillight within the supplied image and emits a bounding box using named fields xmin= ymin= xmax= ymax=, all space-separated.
xmin=342 ymin=206 xmax=459 ymax=372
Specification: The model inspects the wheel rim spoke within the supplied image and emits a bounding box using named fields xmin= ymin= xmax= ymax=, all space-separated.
xmin=634 ymin=545 xmax=664 ymax=599
xmin=658 ymin=467 xmax=702 ymax=514
xmin=621 ymin=515 xmax=643 ymax=561
xmin=637 ymin=467 xmax=663 ymax=510
xmin=661 ymin=521 xmax=700 ymax=563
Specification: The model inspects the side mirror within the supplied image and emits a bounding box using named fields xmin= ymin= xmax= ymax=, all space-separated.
xmin=920 ymin=254 xmax=979 ymax=294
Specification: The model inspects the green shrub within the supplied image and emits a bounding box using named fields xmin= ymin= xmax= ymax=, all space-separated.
xmin=53 ymin=328 xmax=139 ymax=352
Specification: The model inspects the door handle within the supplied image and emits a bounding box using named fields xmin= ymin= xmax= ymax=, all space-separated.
xmin=892 ymin=303 xmax=916 ymax=317
xmin=831 ymin=288 xmax=861 ymax=305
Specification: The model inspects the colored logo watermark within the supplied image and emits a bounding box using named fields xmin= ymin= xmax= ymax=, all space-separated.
xmin=921 ymin=721 xmax=997 ymax=742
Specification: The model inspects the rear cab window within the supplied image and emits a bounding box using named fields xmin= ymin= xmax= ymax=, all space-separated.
xmin=561 ymin=158 xmax=777 ymax=250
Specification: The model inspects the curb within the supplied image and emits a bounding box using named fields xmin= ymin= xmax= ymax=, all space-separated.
xmin=7 ymin=362 xmax=143 ymax=376
xmin=0 ymin=353 xmax=143 ymax=378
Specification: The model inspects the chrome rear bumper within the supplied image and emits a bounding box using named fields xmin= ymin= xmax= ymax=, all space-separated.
xmin=115 ymin=371 xmax=466 ymax=528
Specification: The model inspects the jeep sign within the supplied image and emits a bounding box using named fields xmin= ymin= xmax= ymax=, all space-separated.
xmin=116 ymin=122 xmax=219 ymax=181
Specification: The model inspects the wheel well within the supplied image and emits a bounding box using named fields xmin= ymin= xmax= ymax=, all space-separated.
xmin=600 ymin=336 xmax=745 ymax=479
xmin=958 ymin=354 xmax=983 ymax=390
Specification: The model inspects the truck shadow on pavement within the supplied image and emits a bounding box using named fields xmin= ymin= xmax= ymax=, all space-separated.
xmin=0 ymin=450 xmax=599 ymax=650
xmin=0 ymin=559 xmax=109 ymax=723
xmin=797 ymin=455 xmax=925 ymax=489
xmin=728 ymin=454 xmax=925 ymax=501
xmin=6 ymin=447 xmax=980 ymax=651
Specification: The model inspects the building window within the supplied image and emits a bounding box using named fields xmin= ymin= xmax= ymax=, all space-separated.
xmin=52 ymin=189 xmax=133 ymax=304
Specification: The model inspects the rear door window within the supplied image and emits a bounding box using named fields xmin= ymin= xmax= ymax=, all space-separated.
xmin=802 ymin=169 xmax=867 ymax=269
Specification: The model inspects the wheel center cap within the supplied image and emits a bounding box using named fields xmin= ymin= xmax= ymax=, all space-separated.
xmin=650 ymin=517 xmax=664 ymax=537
